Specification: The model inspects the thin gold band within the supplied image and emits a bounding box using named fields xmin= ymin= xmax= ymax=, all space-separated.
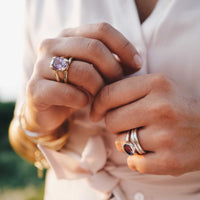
xmin=54 ymin=71 xmax=60 ymax=82
xmin=63 ymin=57 xmax=72 ymax=83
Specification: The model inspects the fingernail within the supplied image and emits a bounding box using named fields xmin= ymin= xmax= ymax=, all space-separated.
xmin=134 ymin=54 xmax=143 ymax=68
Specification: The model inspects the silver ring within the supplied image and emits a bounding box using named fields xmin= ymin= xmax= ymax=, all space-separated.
xmin=130 ymin=128 xmax=146 ymax=154
xmin=123 ymin=130 xmax=135 ymax=156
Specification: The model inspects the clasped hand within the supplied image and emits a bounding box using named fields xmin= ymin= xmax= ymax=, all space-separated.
xmin=26 ymin=23 xmax=200 ymax=176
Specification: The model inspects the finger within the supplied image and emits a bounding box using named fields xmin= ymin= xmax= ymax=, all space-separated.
xmin=27 ymin=78 xmax=89 ymax=109
xmin=39 ymin=37 xmax=123 ymax=82
xmin=105 ymin=97 xmax=156 ymax=133
xmin=127 ymin=153 xmax=157 ymax=174
xmin=36 ymin=58 xmax=105 ymax=96
xmin=127 ymin=152 xmax=176 ymax=175
xmin=127 ymin=143 xmax=188 ymax=175
xmin=91 ymin=74 xmax=153 ymax=121
xmin=25 ymin=105 xmax=75 ymax=132
xmin=115 ymin=127 xmax=156 ymax=152
xmin=59 ymin=23 xmax=143 ymax=72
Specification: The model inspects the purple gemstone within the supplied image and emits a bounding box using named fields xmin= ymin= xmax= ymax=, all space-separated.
xmin=51 ymin=57 xmax=67 ymax=71
xmin=123 ymin=143 xmax=135 ymax=156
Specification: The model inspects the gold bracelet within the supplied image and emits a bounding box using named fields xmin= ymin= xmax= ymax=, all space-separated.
xmin=19 ymin=104 xmax=70 ymax=151
xmin=17 ymin=104 xmax=71 ymax=178
xmin=34 ymin=150 xmax=49 ymax=178
xmin=10 ymin=117 xmax=49 ymax=178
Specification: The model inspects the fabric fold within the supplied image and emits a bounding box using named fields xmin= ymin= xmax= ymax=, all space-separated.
xmin=80 ymin=134 xmax=107 ymax=174
xmin=38 ymin=134 xmax=126 ymax=199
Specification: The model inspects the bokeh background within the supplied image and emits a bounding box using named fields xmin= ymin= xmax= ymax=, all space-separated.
xmin=0 ymin=1 xmax=45 ymax=199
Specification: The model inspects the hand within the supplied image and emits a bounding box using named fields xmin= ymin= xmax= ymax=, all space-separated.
xmin=91 ymin=73 xmax=200 ymax=175
xmin=25 ymin=23 xmax=142 ymax=133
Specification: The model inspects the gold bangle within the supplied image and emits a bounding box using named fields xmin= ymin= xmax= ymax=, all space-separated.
xmin=9 ymin=118 xmax=49 ymax=178
xmin=34 ymin=150 xmax=49 ymax=178
xmin=19 ymin=104 xmax=70 ymax=151
xmin=17 ymin=103 xmax=71 ymax=178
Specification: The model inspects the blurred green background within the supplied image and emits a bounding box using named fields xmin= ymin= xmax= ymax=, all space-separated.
xmin=0 ymin=102 xmax=45 ymax=200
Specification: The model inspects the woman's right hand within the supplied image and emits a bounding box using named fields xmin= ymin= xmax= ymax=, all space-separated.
xmin=24 ymin=23 xmax=142 ymax=134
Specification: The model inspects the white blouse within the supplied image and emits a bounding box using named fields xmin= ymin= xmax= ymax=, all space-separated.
xmin=16 ymin=0 xmax=200 ymax=199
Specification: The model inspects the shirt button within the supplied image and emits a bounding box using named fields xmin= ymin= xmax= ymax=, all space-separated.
xmin=134 ymin=192 xmax=144 ymax=200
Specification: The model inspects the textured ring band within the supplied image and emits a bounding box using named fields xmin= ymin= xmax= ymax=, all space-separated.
xmin=130 ymin=128 xmax=146 ymax=154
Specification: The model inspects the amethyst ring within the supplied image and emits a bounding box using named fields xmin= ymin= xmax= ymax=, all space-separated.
xmin=50 ymin=56 xmax=73 ymax=83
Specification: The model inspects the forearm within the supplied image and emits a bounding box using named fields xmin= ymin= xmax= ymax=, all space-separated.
xmin=9 ymin=108 xmax=72 ymax=163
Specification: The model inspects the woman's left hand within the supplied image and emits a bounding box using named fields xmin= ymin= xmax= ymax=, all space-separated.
xmin=91 ymin=73 xmax=200 ymax=176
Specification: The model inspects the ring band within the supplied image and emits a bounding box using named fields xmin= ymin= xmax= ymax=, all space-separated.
xmin=50 ymin=56 xmax=72 ymax=83
xmin=123 ymin=130 xmax=135 ymax=156
xmin=130 ymin=128 xmax=146 ymax=155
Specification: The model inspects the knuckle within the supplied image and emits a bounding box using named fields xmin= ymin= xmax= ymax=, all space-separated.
xmin=151 ymin=73 xmax=171 ymax=90
xmin=84 ymin=64 xmax=103 ymax=95
xmin=121 ymin=40 xmax=132 ymax=50
xmin=98 ymin=85 xmax=111 ymax=105
xmin=38 ymin=38 xmax=55 ymax=54
xmin=26 ymin=78 xmax=36 ymax=98
xmin=26 ymin=78 xmax=50 ymax=111
xmin=96 ymin=22 xmax=112 ymax=34
xmin=78 ymin=64 xmax=94 ymax=83
xmin=59 ymin=28 xmax=73 ymax=37
xmin=151 ymin=73 xmax=167 ymax=85
xmin=59 ymin=29 xmax=67 ymax=37
xmin=157 ymin=131 xmax=176 ymax=148
xmin=64 ymin=88 xmax=88 ymax=108
xmin=150 ymin=100 xmax=176 ymax=120
xmin=89 ymin=64 xmax=104 ymax=92
xmin=26 ymin=77 xmax=40 ymax=104
xmin=71 ymin=63 xmax=103 ymax=96
xmin=86 ymin=39 xmax=103 ymax=54
xmin=34 ymin=58 xmax=47 ymax=74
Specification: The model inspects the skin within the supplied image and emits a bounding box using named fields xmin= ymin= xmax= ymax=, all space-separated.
xmin=135 ymin=0 xmax=158 ymax=23
xmin=24 ymin=0 xmax=155 ymax=133
xmin=91 ymin=74 xmax=200 ymax=176
xmin=24 ymin=23 xmax=141 ymax=134
xmin=15 ymin=1 xmax=200 ymax=176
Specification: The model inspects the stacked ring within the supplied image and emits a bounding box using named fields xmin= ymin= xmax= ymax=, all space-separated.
xmin=123 ymin=130 xmax=135 ymax=156
xmin=123 ymin=128 xmax=146 ymax=156
xmin=50 ymin=56 xmax=72 ymax=83
xmin=130 ymin=128 xmax=146 ymax=154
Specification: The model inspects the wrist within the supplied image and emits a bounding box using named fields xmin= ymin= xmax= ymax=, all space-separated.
xmin=19 ymin=103 xmax=71 ymax=150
